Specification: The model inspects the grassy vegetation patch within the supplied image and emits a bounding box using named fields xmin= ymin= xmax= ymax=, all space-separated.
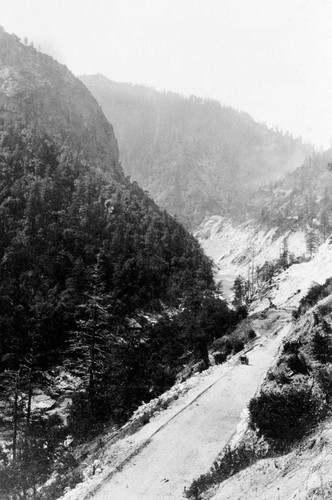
xmin=184 ymin=441 xmax=270 ymax=500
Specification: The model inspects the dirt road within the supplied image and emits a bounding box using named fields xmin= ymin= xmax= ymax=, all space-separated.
xmin=90 ymin=321 xmax=292 ymax=500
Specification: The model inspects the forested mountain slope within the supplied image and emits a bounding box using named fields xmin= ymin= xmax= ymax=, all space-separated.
xmin=195 ymin=152 xmax=332 ymax=309
xmin=0 ymin=30 xmax=239 ymax=498
xmin=80 ymin=74 xmax=309 ymax=228
xmin=249 ymin=149 xmax=332 ymax=235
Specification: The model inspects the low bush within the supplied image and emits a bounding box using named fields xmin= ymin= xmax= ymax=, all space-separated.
xmin=236 ymin=305 xmax=248 ymax=321
xmin=184 ymin=443 xmax=260 ymax=500
xmin=318 ymin=301 xmax=332 ymax=317
xmin=248 ymin=381 xmax=326 ymax=443
xmin=223 ymin=339 xmax=233 ymax=355
xmin=302 ymin=283 xmax=326 ymax=308
xmin=141 ymin=413 xmax=150 ymax=425
xmin=232 ymin=339 xmax=245 ymax=354
xmin=298 ymin=278 xmax=332 ymax=314
xmin=248 ymin=329 xmax=256 ymax=340
xmin=67 ymin=391 xmax=112 ymax=441
xmin=39 ymin=469 xmax=83 ymax=500
xmin=270 ymin=364 xmax=292 ymax=385
xmin=311 ymin=329 xmax=332 ymax=364
xmin=277 ymin=341 xmax=311 ymax=377
xmin=292 ymin=309 xmax=300 ymax=320
xmin=266 ymin=369 xmax=275 ymax=382
xmin=213 ymin=351 xmax=227 ymax=364
xmin=282 ymin=340 xmax=302 ymax=355
xmin=315 ymin=364 xmax=332 ymax=402
xmin=286 ymin=352 xmax=311 ymax=375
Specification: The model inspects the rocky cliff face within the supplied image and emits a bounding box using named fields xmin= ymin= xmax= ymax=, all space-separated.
xmin=0 ymin=28 xmax=122 ymax=180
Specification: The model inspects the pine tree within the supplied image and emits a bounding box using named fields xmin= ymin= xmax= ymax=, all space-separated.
xmin=0 ymin=369 xmax=24 ymax=464
xmin=279 ymin=237 xmax=289 ymax=268
xmin=305 ymin=228 xmax=319 ymax=258
xmin=320 ymin=210 xmax=330 ymax=239
xmin=21 ymin=329 xmax=39 ymax=427
xmin=68 ymin=255 xmax=115 ymax=395
xmin=232 ymin=275 xmax=246 ymax=309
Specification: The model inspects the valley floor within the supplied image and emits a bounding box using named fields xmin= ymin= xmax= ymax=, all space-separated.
xmin=64 ymin=311 xmax=291 ymax=500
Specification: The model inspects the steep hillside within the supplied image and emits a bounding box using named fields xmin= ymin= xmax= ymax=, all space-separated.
xmin=80 ymin=75 xmax=308 ymax=228
xmin=187 ymin=279 xmax=332 ymax=500
xmin=0 ymin=30 xmax=238 ymax=499
xmin=58 ymin=313 xmax=291 ymax=500
xmin=249 ymin=148 xmax=332 ymax=235
xmin=209 ymin=418 xmax=332 ymax=500
xmin=195 ymin=146 xmax=332 ymax=301
xmin=196 ymin=215 xmax=307 ymax=298
xmin=0 ymin=28 xmax=121 ymax=179
xmin=55 ymin=237 xmax=332 ymax=500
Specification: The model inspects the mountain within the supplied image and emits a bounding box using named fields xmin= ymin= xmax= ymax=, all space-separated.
xmin=0 ymin=29 xmax=241 ymax=499
xmin=1 ymin=28 xmax=328 ymax=500
xmin=249 ymin=148 xmax=332 ymax=235
xmin=0 ymin=27 xmax=121 ymax=180
xmin=80 ymin=74 xmax=309 ymax=228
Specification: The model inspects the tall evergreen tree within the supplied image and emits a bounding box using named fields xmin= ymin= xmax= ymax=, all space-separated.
xmin=305 ymin=228 xmax=319 ymax=258
xmin=232 ymin=275 xmax=246 ymax=309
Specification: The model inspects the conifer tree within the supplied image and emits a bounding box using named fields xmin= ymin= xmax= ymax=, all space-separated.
xmin=279 ymin=237 xmax=289 ymax=268
xmin=305 ymin=228 xmax=319 ymax=258
xmin=68 ymin=254 xmax=115 ymax=395
xmin=232 ymin=275 xmax=246 ymax=309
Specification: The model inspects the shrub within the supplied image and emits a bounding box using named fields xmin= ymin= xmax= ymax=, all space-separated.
xmin=315 ymin=364 xmax=332 ymax=402
xmin=248 ymin=329 xmax=256 ymax=340
xmin=300 ymin=283 xmax=326 ymax=309
xmin=280 ymin=342 xmax=311 ymax=375
xmin=232 ymin=339 xmax=244 ymax=354
xmin=282 ymin=340 xmax=302 ymax=355
xmin=311 ymin=329 xmax=332 ymax=364
xmin=266 ymin=369 xmax=275 ymax=382
xmin=141 ymin=413 xmax=150 ymax=425
xmin=184 ymin=443 xmax=260 ymax=499
xmin=67 ymin=390 xmax=112 ymax=441
xmin=39 ymin=470 xmax=83 ymax=500
xmin=318 ymin=301 xmax=332 ymax=317
xmin=292 ymin=309 xmax=300 ymax=320
xmin=224 ymin=339 xmax=233 ymax=355
xmin=286 ymin=352 xmax=311 ymax=375
xmin=214 ymin=351 xmax=227 ymax=364
xmin=249 ymin=381 xmax=326 ymax=443
xmin=236 ymin=305 xmax=248 ymax=321
xmin=160 ymin=400 xmax=169 ymax=410
xmin=298 ymin=278 xmax=332 ymax=313
xmin=271 ymin=364 xmax=292 ymax=385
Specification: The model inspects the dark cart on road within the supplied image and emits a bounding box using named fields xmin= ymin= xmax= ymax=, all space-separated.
xmin=240 ymin=354 xmax=249 ymax=365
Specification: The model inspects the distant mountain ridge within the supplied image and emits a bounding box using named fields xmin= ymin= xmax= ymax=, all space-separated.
xmin=80 ymin=74 xmax=310 ymax=228
xmin=248 ymin=148 xmax=332 ymax=236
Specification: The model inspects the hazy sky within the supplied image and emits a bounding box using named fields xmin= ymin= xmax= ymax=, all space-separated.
xmin=2 ymin=0 xmax=332 ymax=148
